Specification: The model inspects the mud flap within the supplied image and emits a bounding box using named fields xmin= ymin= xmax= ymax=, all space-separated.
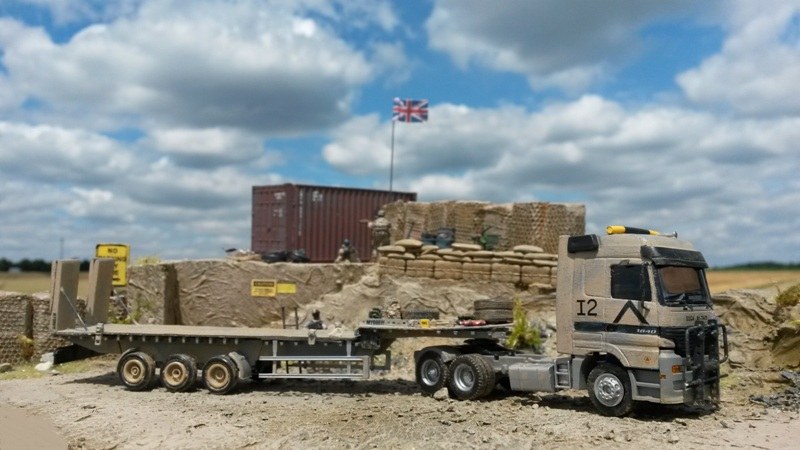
xmin=228 ymin=352 xmax=252 ymax=381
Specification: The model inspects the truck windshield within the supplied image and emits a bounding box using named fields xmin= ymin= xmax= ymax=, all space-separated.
xmin=656 ymin=266 xmax=711 ymax=306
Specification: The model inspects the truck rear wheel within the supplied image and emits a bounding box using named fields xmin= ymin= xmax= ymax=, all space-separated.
xmin=204 ymin=355 xmax=239 ymax=395
xmin=416 ymin=354 xmax=449 ymax=394
xmin=587 ymin=363 xmax=634 ymax=417
xmin=161 ymin=354 xmax=197 ymax=393
xmin=117 ymin=351 xmax=156 ymax=391
xmin=448 ymin=354 xmax=492 ymax=400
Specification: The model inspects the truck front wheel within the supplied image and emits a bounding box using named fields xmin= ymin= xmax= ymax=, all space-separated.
xmin=587 ymin=363 xmax=634 ymax=417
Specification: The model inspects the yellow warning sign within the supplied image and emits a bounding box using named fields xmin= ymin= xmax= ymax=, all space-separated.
xmin=251 ymin=280 xmax=277 ymax=297
xmin=277 ymin=282 xmax=296 ymax=294
xmin=96 ymin=243 xmax=129 ymax=287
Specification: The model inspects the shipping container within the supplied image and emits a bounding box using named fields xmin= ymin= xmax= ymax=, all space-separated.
xmin=252 ymin=184 xmax=417 ymax=262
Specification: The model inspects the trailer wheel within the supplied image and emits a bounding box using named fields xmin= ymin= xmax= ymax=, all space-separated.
xmin=117 ymin=351 xmax=156 ymax=391
xmin=416 ymin=354 xmax=449 ymax=394
xmin=448 ymin=354 xmax=492 ymax=400
xmin=161 ymin=354 xmax=197 ymax=393
xmin=204 ymin=355 xmax=239 ymax=395
xmin=587 ymin=363 xmax=634 ymax=417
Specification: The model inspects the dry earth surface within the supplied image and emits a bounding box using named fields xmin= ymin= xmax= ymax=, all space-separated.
xmin=0 ymin=357 xmax=798 ymax=450
xmin=1 ymin=271 xmax=799 ymax=449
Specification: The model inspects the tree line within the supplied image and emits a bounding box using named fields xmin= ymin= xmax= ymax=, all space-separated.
xmin=0 ymin=258 xmax=91 ymax=272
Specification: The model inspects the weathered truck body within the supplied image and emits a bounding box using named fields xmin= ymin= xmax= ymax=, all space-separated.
xmin=413 ymin=229 xmax=728 ymax=416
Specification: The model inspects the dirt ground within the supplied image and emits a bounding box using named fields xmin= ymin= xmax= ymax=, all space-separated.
xmin=2 ymin=280 xmax=799 ymax=449
xmin=0 ymin=359 xmax=798 ymax=450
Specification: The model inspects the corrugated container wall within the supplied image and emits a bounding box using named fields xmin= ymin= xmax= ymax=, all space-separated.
xmin=252 ymin=184 xmax=417 ymax=262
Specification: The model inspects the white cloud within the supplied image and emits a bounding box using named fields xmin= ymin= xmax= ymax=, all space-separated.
xmin=426 ymin=0 xmax=714 ymax=92
xmin=678 ymin=2 xmax=800 ymax=116
xmin=0 ymin=1 xmax=374 ymax=133
xmin=149 ymin=127 xmax=265 ymax=168
xmin=0 ymin=121 xmax=133 ymax=184
xmin=323 ymin=96 xmax=800 ymax=264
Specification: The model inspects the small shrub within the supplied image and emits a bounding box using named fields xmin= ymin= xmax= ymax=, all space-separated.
xmin=505 ymin=299 xmax=541 ymax=351
xmin=134 ymin=255 xmax=161 ymax=266
xmin=776 ymin=283 xmax=800 ymax=308
xmin=16 ymin=335 xmax=35 ymax=361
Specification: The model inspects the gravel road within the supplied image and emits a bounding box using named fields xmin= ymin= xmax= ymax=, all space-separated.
xmin=0 ymin=358 xmax=797 ymax=450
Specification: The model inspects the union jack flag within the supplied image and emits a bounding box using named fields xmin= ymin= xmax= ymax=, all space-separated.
xmin=392 ymin=98 xmax=428 ymax=123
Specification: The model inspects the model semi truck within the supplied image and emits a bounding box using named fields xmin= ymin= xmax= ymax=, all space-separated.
xmin=49 ymin=226 xmax=727 ymax=417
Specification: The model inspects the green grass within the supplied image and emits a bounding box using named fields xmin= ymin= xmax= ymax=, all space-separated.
xmin=0 ymin=272 xmax=89 ymax=297
xmin=0 ymin=357 xmax=112 ymax=381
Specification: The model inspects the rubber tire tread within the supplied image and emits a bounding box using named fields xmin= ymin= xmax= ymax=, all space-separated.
xmin=415 ymin=353 xmax=450 ymax=395
xmin=161 ymin=354 xmax=197 ymax=393
xmin=204 ymin=355 xmax=239 ymax=395
xmin=117 ymin=351 xmax=156 ymax=391
xmin=587 ymin=363 xmax=634 ymax=417
xmin=473 ymin=299 xmax=514 ymax=311
xmin=474 ymin=308 xmax=513 ymax=323
xmin=477 ymin=357 xmax=496 ymax=398
xmin=447 ymin=354 xmax=492 ymax=401
xmin=401 ymin=309 xmax=440 ymax=320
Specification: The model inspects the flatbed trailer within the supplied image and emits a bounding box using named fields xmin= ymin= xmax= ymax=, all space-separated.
xmin=50 ymin=258 xmax=510 ymax=393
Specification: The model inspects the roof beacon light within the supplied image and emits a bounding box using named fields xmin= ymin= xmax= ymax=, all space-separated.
xmin=606 ymin=225 xmax=677 ymax=238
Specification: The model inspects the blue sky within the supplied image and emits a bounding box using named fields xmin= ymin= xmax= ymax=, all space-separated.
xmin=0 ymin=0 xmax=799 ymax=266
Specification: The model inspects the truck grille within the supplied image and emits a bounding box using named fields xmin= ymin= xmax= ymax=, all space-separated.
xmin=661 ymin=322 xmax=721 ymax=358
xmin=660 ymin=327 xmax=690 ymax=356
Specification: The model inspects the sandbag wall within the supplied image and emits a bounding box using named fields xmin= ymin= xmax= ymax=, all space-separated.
xmin=378 ymin=243 xmax=558 ymax=289
xmin=382 ymin=201 xmax=585 ymax=254
xmin=0 ymin=292 xmax=68 ymax=364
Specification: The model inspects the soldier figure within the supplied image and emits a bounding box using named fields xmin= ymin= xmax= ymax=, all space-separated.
xmin=334 ymin=238 xmax=359 ymax=263
xmin=368 ymin=210 xmax=391 ymax=259
xmin=306 ymin=309 xmax=325 ymax=330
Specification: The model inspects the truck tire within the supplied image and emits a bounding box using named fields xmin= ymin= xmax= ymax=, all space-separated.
xmin=204 ymin=355 xmax=239 ymax=395
xmin=473 ymin=299 xmax=513 ymax=311
xmin=474 ymin=308 xmax=513 ymax=324
xmin=478 ymin=357 xmax=497 ymax=398
xmin=401 ymin=309 xmax=440 ymax=320
xmin=117 ymin=351 xmax=156 ymax=391
xmin=416 ymin=353 xmax=449 ymax=395
xmin=160 ymin=354 xmax=197 ymax=393
xmin=448 ymin=354 xmax=492 ymax=400
xmin=587 ymin=363 xmax=634 ymax=417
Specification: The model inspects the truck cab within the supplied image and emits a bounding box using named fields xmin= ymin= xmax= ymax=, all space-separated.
xmin=556 ymin=227 xmax=727 ymax=415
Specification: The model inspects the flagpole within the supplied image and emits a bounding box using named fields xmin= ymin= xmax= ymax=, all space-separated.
xmin=389 ymin=119 xmax=396 ymax=192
